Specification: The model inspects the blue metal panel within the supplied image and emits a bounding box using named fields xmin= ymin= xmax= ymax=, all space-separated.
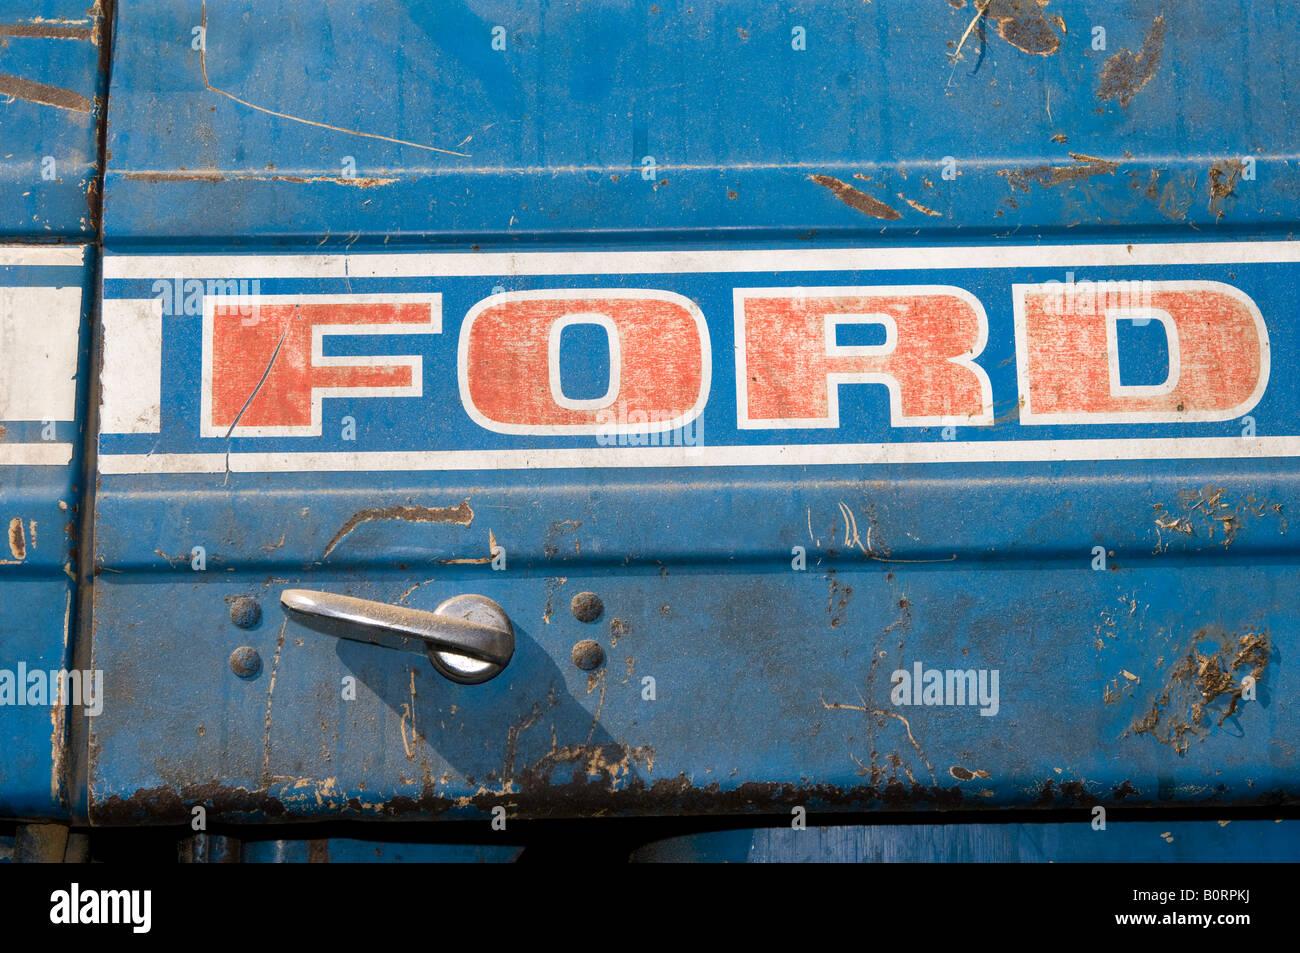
xmin=239 ymin=838 xmax=522 ymax=863
xmin=631 ymin=820 xmax=1300 ymax=863
xmin=0 ymin=247 xmax=93 ymax=819
xmin=87 ymin=0 xmax=1300 ymax=830
xmin=102 ymin=1 xmax=1296 ymax=243
xmin=0 ymin=1 xmax=108 ymax=238
xmin=0 ymin=0 xmax=103 ymax=821
xmin=86 ymin=246 xmax=1300 ymax=822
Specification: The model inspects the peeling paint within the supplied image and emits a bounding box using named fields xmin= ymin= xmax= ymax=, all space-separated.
xmin=322 ymin=499 xmax=473 ymax=558
xmin=8 ymin=517 xmax=26 ymax=559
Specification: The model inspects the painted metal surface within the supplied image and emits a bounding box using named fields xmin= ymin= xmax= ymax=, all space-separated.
xmin=0 ymin=247 xmax=94 ymax=819
xmin=0 ymin=2 xmax=104 ymax=822
xmin=101 ymin=1 xmax=1293 ymax=242
xmin=85 ymin=0 xmax=1300 ymax=829
xmin=631 ymin=820 xmax=1300 ymax=863
xmin=239 ymin=838 xmax=522 ymax=863
xmin=0 ymin=0 xmax=107 ymax=238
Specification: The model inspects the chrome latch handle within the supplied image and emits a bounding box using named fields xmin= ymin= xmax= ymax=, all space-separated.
xmin=280 ymin=589 xmax=514 ymax=684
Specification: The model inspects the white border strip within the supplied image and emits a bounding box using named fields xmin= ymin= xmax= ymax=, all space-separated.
xmin=102 ymin=241 xmax=1300 ymax=281
xmin=0 ymin=443 xmax=74 ymax=467
xmin=97 ymin=436 xmax=1300 ymax=474
xmin=0 ymin=247 xmax=86 ymax=268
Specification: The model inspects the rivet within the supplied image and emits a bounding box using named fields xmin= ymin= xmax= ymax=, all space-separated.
xmin=571 ymin=639 xmax=605 ymax=671
xmin=570 ymin=591 xmax=603 ymax=623
xmin=230 ymin=596 xmax=262 ymax=629
xmin=229 ymin=646 xmax=262 ymax=679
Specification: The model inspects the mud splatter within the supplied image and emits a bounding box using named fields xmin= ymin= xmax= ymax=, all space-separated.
xmin=999 ymin=153 xmax=1119 ymax=192
xmin=1151 ymin=486 xmax=1283 ymax=552
xmin=987 ymin=0 xmax=1065 ymax=56
xmin=810 ymin=174 xmax=901 ymax=220
xmin=1098 ymin=15 xmax=1165 ymax=107
xmin=1208 ymin=160 xmax=1244 ymax=220
xmin=1130 ymin=627 xmax=1270 ymax=754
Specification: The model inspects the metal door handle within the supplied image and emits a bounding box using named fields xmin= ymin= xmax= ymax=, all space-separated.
xmin=280 ymin=589 xmax=514 ymax=684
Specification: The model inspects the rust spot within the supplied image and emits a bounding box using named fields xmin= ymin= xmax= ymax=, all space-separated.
xmin=121 ymin=171 xmax=398 ymax=188
xmin=899 ymin=194 xmax=942 ymax=217
xmin=1130 ymin=627 xmax=1270 ymax=754
xmin=1034 ymin=774 xmax=1097 ymax=806
xmin=949 ymin=765 xmax=991 ymax=781
xmin=91 ymin=782 xmax=292 ymax=825
xmin=827 ymin=570 xmax=852 ymax=628
xmin=1112 ymin=780 xmax=1137 ymax=800
xmin=322 ymin=499 xmax=473 ymax=558
xmin=0 ymin=73 xmax=91 ymax=112
xmin=1098 ymin=15 xmax=1165 ymax=107
xmin=999 ymin=153 xmax=1119 ymax=192
xmin=810 ymin=174 xmax=901 ymax=220
xmin=0 ymin=23 xmax=95 ymax=40
xmin=272 ymin=174 xmax=398 ymax=188
xmin=8 ymin=517 xmax=25 ymax=560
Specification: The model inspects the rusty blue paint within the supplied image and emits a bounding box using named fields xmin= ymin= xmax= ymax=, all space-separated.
xmin=0 ymin=0 xmax=105 ymax=821
xmin=0 ymin=0 xmax=107 ymax=237
xmin=0 ymin=249 xmax=95 ymax=819
xmin=71 ymin=0 xmax=1300 ymax=842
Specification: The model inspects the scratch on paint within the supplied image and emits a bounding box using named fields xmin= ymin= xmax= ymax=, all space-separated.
xmin=261 ymin=620 xmax=287 ymax=784
xmin=399 ymin=669 xmax=421 ymax=761
xmin=438 ymin=529 xmax=499 ymax=565
xmin=198 ymin=2 xmax=469 ymax=157
xmin=397 ymin=577 xmax=439 ymax=604
xmin=839 ymin=501 xmax=872 ymax=555
xmin=222 ymin=309 xmax=297 ymax=481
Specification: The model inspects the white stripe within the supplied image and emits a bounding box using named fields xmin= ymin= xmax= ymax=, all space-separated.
xmin=96 ymin=435 xmax=1300 ymax=474
xmin=101 ymin=240 xmax=1300 ymax=281
xmin=0 ymin=286 xmax=82 ymax=422
xmin=0 ymin=443 xmax=73 ymax=466
xmin=100 ymin=298 xmax=163 ymax=434
xmin=0 ymin=247 xmax=85 ymax=268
